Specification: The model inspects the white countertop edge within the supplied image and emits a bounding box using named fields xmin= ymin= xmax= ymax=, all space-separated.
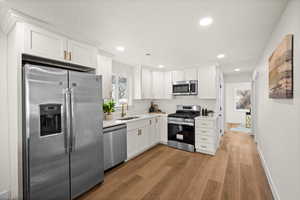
xmin=103 ymin=113 xmax=168 ymax=128
xmin=195 ymin=116 xmax=217 ymax=120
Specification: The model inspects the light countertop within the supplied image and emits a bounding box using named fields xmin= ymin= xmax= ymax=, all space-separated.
xmin=195 ymin=115 xmax=218 ymax=120
xmin=103 ymin=113 xmax=168 ymax=128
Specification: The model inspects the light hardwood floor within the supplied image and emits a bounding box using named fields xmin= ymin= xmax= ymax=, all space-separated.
xmin=78 ymin=131 xmax=273 ymax=200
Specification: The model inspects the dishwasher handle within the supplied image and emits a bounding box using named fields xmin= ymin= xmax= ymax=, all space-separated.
xmin=103 ymin=124 xmax=127 ymax=134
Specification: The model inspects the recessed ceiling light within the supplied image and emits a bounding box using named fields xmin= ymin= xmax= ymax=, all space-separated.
xmin=234 ymin=68 xmax=241 ymax=72
xmin=199 ymin=17 xmax=213 ymax=27
xmin=116 ymin=46 xmax=125 ymax=52
xmin=158 ymin=65 xmax=165 ymax=68
xmin=217 ymin=54 xmax=225 ymax=59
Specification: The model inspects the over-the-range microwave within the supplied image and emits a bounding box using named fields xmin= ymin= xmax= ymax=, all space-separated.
xmin=172 ymin=80 xmax=198 ymax=96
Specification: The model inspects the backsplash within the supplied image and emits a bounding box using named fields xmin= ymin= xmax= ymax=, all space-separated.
xmin=153 ymin=96 xmax=216 ymax=114
xmin=105 ymin=97 xmax=216 ymax=120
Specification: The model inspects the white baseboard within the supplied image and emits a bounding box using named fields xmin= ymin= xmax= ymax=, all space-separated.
xmin=0 ymin=190 xmax=10 ymax=200
xmin=257 ymin=145 xmax=280 ymax=200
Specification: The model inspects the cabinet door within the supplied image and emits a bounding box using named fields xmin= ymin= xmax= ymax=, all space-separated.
xmin=141 ymin=68 xmax=153 ymax=99
xmin=96 ymin=55 xmax=112 ymax=99
xmin=155 ymin=117 xmax=161 ymax=144
xmin=127 ymin=129 xmax=138 ymax=159
xmin=184 ymin=68 xmax=198 ymax=80
xmin=24 ymin=24 xmax=67 ymax=62
xmin=160 ymin=116 xmax=168 ymax=144
xmin=163 ymin=71 xmax=173 ymax=99
xmin=133 ymin=65 xmax=142 ymax=100
xmin=198 ymin=65 xmax=216 ymax=99
xmin=172 ymin=70 xmax=184 ymax=82
xmin=139 ymin=126 xmax=149 ymax=151
xmin=68 ymin=40 xmax=97 ymax=68
xmin=152 ymin=71 xmax=164 ymax=99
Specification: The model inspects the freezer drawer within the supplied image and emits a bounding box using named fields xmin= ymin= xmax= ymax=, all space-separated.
xmin=103 ymin=124 xmax=127 ymax=171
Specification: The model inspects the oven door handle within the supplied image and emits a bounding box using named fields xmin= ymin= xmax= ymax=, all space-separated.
xmin=168 ymin=121 xmax=194 ymax=126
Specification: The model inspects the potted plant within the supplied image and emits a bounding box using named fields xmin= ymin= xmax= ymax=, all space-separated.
xmin=103 ymin=100 xmax=115 ymax=120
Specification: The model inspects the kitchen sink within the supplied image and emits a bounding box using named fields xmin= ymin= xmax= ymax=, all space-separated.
xmin=118 ymin=116 xmax=140 ymax=121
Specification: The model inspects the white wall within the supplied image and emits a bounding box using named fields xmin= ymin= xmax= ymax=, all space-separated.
xmin=224 ymin=72 xmax=251 ymax=125
xmin=0 ymin=28 xmax=11 ymax=198
xmin=254 ymin=0 xmax=300 ymax=199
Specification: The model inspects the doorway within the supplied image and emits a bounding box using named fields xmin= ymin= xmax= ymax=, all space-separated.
xmin=224 ymin=73 xmax=252 ymax=135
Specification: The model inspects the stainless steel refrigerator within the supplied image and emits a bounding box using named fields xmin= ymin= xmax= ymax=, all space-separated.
xmin=23 ymin=63 xmax=104 ymax=200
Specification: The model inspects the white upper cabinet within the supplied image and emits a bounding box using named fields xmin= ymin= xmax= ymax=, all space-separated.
xmin=163 ymin=71 xmax=173 ymax=99
xmin=96 ymin=54 xmax=112 ymax=99
xmin=171 ymin=70 xmax=185 ymax=82
xmin=141 ymin=68 xmax=153 ymax=99
xmin=184 ymin=68 xmax=198 ymax=80
xmin=23 ymin=23 xmax=97 ymax=68
xmin=171 ymin=69 xmax=198 ymax=82
xmin=67 ymin=40 xmax=97 ymax=67
xmin=198 ymin=65 xmax=217 ymax=99
xmin=133 ymin=65 xmax=142 ymax=100
xmin=24 ymin=24 xmax=67 ymax=62
xmin=151 ymin=71 xmax=173 ymax=99
xmin=152 ymin=71 xmax=164 ymax=99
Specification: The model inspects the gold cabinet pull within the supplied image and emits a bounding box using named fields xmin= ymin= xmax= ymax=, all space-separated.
xmin=64 ymin=50 xmax=67 ymax=60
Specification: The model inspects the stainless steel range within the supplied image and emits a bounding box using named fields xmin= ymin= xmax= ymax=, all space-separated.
xmin=168 ymin=105 xmax=201 ymax=152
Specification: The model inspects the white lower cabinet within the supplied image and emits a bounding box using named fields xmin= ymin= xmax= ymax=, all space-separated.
xmin=160 ymin=115 xmax=168 ymax=144
xmin=195 ymin=117 xmax=220 ymax=155
xmin=126 ymin=115 xmax=166 ymax=160
xmin=127 ymin=128 xmax=139 ymax=159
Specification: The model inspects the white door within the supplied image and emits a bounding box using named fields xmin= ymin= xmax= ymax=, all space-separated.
xmin=68 ymin=40 xmax=97 ymax=68
xmin=96 ymin=55 xmax=112 ymax=99
xmin=24 ymin=24 xmax=67 ymax=62
xmin=141 ymin=68 xmax=153 ymax=99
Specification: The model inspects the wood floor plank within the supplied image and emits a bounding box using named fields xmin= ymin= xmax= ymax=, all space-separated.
xmin=240 ymin=164 xmax=260 ymax=200
xmin=78 ymin=132 xmax=274 ymax=200
xmin=221 ymin=146 xmax=240 ymax=200
xmin=201 ymin=180 xmax=222 ymax=200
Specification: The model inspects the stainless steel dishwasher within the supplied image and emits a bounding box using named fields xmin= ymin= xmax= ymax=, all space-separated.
xmin=103 ymin=124 xmax=127 ymax=171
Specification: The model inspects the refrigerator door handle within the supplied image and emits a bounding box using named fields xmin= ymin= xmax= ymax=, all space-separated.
xmin=65 ymin=88 xmax=71 ymax=154
xmin=70 ymin=88 xmax=76 ymax=152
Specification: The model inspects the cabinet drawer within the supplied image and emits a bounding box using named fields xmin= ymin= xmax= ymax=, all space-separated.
xmin=127 ymin=120 xmax=148 ymax=131
xmin=195 ymin=135 xmax=215 ymax=144
xmin=195 ymin=128 xmax=216 ymax=136
xmin=196 ymin=143 xmax=215 ymax=152
xmin=196 ymin=120 xmax=214 ymax=128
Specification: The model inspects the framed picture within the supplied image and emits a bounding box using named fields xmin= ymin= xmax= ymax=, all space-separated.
xmin=234 ymin=88 xmax=251 ymax=112
xmin=269 ymin=34 xmax=293 ymax=99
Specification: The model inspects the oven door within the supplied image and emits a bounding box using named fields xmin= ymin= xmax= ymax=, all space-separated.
xmin=172 ymin=81 xmax=190 ymax=96
xmin=168 ymin=121 xmax=195 ymax=152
